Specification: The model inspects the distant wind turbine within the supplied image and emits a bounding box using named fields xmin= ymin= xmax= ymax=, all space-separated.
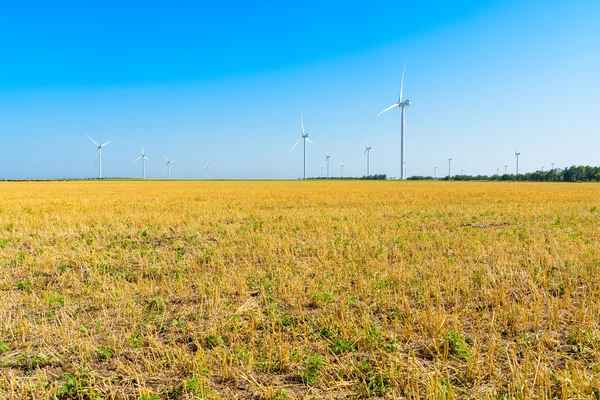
xmin=340 ymin=163 xmax=345 ymax=178
xmin=289 ymin=113 xmax=315 ymax=179
xmin=433 ymin=165 xmax=437 ymax=178
xmin=320 ymin=165 xmax=324 ymax=177
xmin=551 ymin=162 xmax=555 ymax=170
xmin=361 ymin=139 xmax=372 ymax=176
xmin=87 ymin=135 xmax=111 ymax=179
xmin=378 ymin=62 xmax=411 ymax=180
xmin=164 ymin=155 xmax=175 ymax=180
xmin=448 ymin=158 xmax=452 ymax=177
xmin=324 ymin=150 xmax=332 ymax=178
xmin=204 ymin=162 xmax=211 ymax=179
xmin=133 ymin=146 xmax=150 ymax=179
xmin=505 ymin=164 xmax=508 ymax=174
xmin=515 ymin=150 xmax=521 ymax=175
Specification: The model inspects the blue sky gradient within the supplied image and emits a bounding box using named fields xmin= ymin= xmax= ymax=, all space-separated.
xmin=0 ymin=0 xmax=598 ymax=179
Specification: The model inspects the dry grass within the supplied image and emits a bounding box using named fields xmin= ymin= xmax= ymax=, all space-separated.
xmin=0 ymin=180 xmax=599 ymax=399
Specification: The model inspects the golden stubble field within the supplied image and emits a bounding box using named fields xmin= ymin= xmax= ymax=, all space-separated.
xmin=0 ymin=180 xmax=599 ymax=399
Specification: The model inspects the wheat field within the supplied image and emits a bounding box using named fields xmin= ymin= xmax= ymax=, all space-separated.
xmin=0 ymin=181 xmax=599 ymax=399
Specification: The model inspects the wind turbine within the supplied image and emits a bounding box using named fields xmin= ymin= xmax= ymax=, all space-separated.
xmin=164 ymin=155 xmax=175 ymax=180
xmin=204 ymin=162 xmax=211 ymax=179
xmin=289 ymin=113 xmax=315 ymax=179
xmin=133 ymin=146 xmax=150 ymax=179
xmin=361 ymin=139 xmax=372 ymax=176
xmin=87 ymin=135 xmax=111 ymax=179
xmin=448 ymin=158 xmax=452 ymax=177
xmin=505 ymin=164 xmax=508 ymax=174
xmin=515 ymin=150 xmax=521 ymax=175
xmin=434 ymin=165 xmax=437 ymax=178
xmin=341 ymin=163 xmax=345 ymax=178
xmin=378 ymin=62 xmax=411 ymax=180
xmin=324 ymin=151 xmax=332 ymax=178
xmin=320 ymin=165 xmax=324 ymax=178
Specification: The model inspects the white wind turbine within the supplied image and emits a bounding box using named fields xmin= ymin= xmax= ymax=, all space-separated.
xmin=515 ymin=150 xmax=521 ymax=175
xmin=164 ymin=155 xmax=175 ymax=180
xmin=289 ymin=113 xmax=315 ymax=179
xmin=133 ymin=146 xmax=151 ymax=179
xmin=361 ymin=139 xmax=372 ymax=176
xmin=87 ymin=135 xmax=111 ymax=179
xmin=204 ymin=162 xmax=211 ymax=179
xmin=378 ymin=62 xmax=411 ymax=180
xmin=448 ymin=158 xmax=452 ymax=177
xmin=340 ymin=163 xmax=345 ymax=178
xmin=324 ymin=150 xmax=332 ymax=178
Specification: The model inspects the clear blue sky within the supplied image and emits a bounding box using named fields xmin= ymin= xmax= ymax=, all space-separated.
xmin=0 ymin=0 xmax=598 ymax=179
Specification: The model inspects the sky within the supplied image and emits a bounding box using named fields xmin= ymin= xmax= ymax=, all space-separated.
xmin=0 ymin=0 xmax=598 ymax=179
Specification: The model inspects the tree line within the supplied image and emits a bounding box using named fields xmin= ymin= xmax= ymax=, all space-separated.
xmin=407 ymin=166 xmax=600 ymax=182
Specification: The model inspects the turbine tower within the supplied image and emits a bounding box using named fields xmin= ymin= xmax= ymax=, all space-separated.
xmin=378 ymin=62 xmax=411 ymax=180
xmin=87 ymin=135 xmax=111 ymax=179
xmin=204 ymin=162 xmax=211 ymax=179
xmin=551 ymin=162 xmax=555 ymax=170
xmin=434 ymin=165 xmax=437 ymax=178
xmin=341 ymin=163 xmax=345 ymax=178
xmin=515 ymin=150 xmax=521 ymax=175
xmin=133 ymin=146 xmax=150 ymax=179
xmin=324 ymin=151 xmax=332 ymax=178
xmin=164 ymin=155 xmax=175 ymax=180
xmin=448 ymin=158 xmax=452 ymax=177
xmin=289 ymin=113 xmax=315 ymax=179
xmin=361 ymin=139 xmax=372 ymax=176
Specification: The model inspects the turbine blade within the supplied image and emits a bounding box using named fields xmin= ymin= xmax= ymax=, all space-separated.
xmin=301 ymin=113 xmax=305 ymax=136
xmin=133 ymin=155 xmax=143 ymax=164
xmin=165 ymin=154 xmax=168 ymax=161
xmin=289 ymin=137 xmax=302 ymax=154
xmin=365 ymin=138 xmax=368 ymax=148
xmin=360 ymin=151 xmax=366 ymax=163
xmin=145 ymin=156 xmax=151 ymax=162
xmin=377 ymin=103 xmax=399 ymax=116
xmin=101 ymin=141 xmax=111 ymax=147
xmin=399 ymin=62 xmax=406 ymax=103
xmin=87 ymin=135 xmax=100 ymax=147
xmin=306 ymin=138 xmax=316 ymax=145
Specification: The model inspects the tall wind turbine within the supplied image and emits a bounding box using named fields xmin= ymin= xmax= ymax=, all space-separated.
xmin=87 ymin=135 xmax=111 ymax=179
xmin=434 ymin=165 xmax=437 ymax=178
xmin=133 ymin=146 xmax=150 ymax=179
xmin=204 ymin=162 xmax=211 ymax=179
xmin=289 ymin=113 xmax=315 ymax=179
xmin=340 ymin=163 xmax=345 ymax=178
xmin=448 ymin=158 xmax=452 ymax=177
xmin=378 ymin=62 xmax=411 ymax=180
xmin=361 ymin=139 xmax=372 ymax=176
xmin=324 ymin=151 xmax=332 ymax=178
xmin=515 ymin=150 xmax=521 ymax=175
xmin=164 ymin=155 xmax=175 ymax=180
